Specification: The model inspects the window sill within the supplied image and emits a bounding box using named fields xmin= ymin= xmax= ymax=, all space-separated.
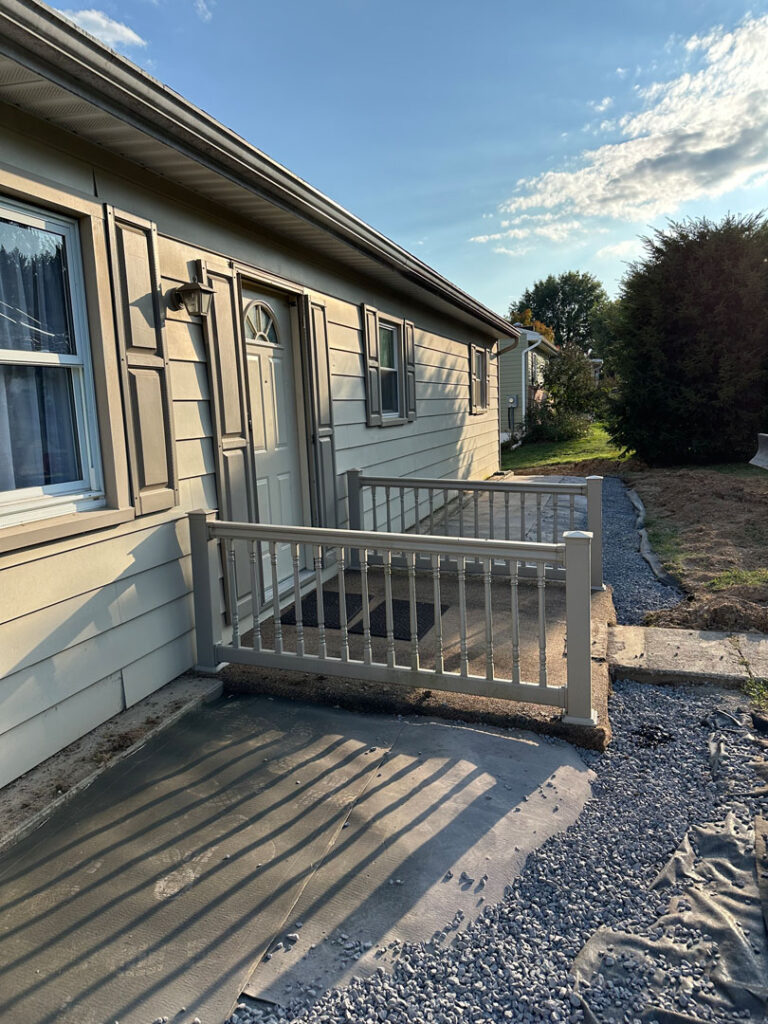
xmin=377 ymin=415 xmax=409 ymax=428
xmin=0 ymin=506 xmax=136 ymax=555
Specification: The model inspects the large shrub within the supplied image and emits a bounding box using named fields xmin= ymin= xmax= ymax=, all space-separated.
xmin=608 ymin=214 xmax=768 ymax=465
xmin=524 ymin=346 xmax=597 ymax=441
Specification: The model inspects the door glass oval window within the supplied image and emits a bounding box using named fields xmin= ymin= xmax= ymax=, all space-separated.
xmin=243 ymin=300 xmax=279 ymax=345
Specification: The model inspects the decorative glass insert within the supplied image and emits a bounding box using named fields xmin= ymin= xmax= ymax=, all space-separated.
xmin=379 ymin=322 xmax=399 ymax=415
xmin=243 ymin=300 xmax=279 ymax=345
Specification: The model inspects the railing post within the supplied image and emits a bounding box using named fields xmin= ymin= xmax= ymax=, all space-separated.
xmin=347 ymin=468 xmax=363 ymax=531
xmin=562 ymin=530 xmax=597 ymax=726
xmin=586 ymin=475 xmax=603 ymax=590
xmin=189 ymin=510 xmax=223 ymax=674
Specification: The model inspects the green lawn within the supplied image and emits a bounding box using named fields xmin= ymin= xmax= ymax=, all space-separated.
xmin=501 ymin=423 xmax=628 ymax=472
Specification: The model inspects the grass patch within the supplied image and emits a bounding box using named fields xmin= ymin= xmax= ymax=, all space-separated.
xmin=744 ymin=675 xmax=768 ymax=711
xmin=645 ymin=519 xmax=686 ymax=576
xmin=501 ymin=423 xmax=627 ymax=471
xmin=708 ymin=568 xmax=768 ymax=591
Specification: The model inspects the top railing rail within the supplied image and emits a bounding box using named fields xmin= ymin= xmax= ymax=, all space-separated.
xmin=353 ymin=473 xmax=588 ymax=496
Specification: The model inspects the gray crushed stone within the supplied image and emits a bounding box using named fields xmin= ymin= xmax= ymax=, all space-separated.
xmin=226 ymin=682 xmax=766 ymax=1024
xmin=602 ymin=476 xmax=683 ymax=625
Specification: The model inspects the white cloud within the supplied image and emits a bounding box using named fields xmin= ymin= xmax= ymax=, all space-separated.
xmin=493 ymin=246 xmax=530 ymax=258
xmin=194 ymin=0 xmax=213 ymax=21
xmin=595 ymin=239 xmax=642 ymax=260
xmin=59 ymin=8 xmax=146 ymax=47
xmin=476 ymin=14 xmax=768 ymax=249
xmin=615 ymin=66 xmax=628 ymax=78
xmin=590 ymin=96 xmax=614 ymax=112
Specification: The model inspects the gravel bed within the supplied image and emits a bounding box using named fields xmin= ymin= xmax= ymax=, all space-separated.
xmin=228 ymin=682 xmax=765 ymax=1024
xmin=602 ymin=476 xmax=683 ymax=625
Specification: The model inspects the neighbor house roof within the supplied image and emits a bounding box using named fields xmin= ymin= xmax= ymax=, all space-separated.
xmin=0 ymin=0 xmax=518 ymax=341
xmin=513 ymin=326 xmax=559 ymax=358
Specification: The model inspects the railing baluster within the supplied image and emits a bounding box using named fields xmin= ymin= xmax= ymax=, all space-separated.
xmin=372 ymin=484 xmax=378 ymax=532
xmin=569 ymin=493 xmax=575 ymax=531
xmin=361 ymin=547 xmax=372 ymax=665
xmin=553 ymin=493 xmax=559 ymax=542
xmin=314 ymin=544 xmax=326 ymax=659
xmin=473 ymin=491 xmax=480 ymax=538
xmin=459 ymin=491 xmax=465 ymax=536
xmin=291 ymin=541 xmax=303 ymax=657
xmin=399 ymin=487 xmax=406 ymax=533
xmin=384 ymin=549 xmax=395 ymax=669
xmin=249 ymin=539 xmax=262 ymax=652
xmin=489 ymin=490 xmax=495 ymax=540
xmin=504 ymin=490 xmax=510 ymax=540
xmin=537 ymin=562 xmax=547 ymax=687
xmin=269 ymin=541 xmax=282 ymax=655
xmin=413 ymin=486 xmax=420 ymax=533
xmin=483 ymin=555 xmax=494 ymax=681
xmin=520 ymin=492 xmax=526 ymax=541
xmin=536 ymin=493 xmax=542 ymax=543
xmin=385 ymin=485 xmax=392 ymax=533
xmin=443 ymin=488 xmax=449 ymax=534
xmin=227 ymin=538 xmax=240 ymax=648
xmin=428 ymin=488 xmax=435 ymax=535
xmin=407 ymin=550 xmax=419 ymax=671
xmin=338 ymin=546 xmax=349 ymax=662
xmin=431 ymin=552 xmax=444 ymax=675
xmin=510 ymin=558 xmax=520 ymax=685
xmin=458 ymin=554 xmax=468 ymax=678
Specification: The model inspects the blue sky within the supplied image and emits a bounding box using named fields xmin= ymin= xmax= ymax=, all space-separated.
xmin=57 ymin=1 xmax=768 ymax=315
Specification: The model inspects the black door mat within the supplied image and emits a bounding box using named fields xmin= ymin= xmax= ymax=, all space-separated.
xmin=281 ymin=591 xmax=363 ymax=629
xmin=349 ymin=599 xmax=448 ymax=642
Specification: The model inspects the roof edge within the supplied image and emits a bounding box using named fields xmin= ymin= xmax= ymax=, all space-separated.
xmin=0 ymin=1 xmax=519 ymax=340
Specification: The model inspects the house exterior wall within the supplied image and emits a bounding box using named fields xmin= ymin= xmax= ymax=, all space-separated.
xmin=0 ymin=112 xmax=501 ymax=787
xmin=498 ymin=346 xmax=524 ymax=436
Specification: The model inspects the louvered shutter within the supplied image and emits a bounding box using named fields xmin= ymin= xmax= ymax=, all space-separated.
xmin=362 ymin=304 xmax=382 ymax=426
xmin=469 ymin=343 xmax=479 ymax=414
xmin=301 ymin=296 xmax=339 ymax=527
xmin=106 ymin=207 xmax=178 ymax=514
xmin=404 ymin=319 xmax=416 ymax=421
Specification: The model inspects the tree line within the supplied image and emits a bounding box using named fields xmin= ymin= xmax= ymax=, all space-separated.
xmin=507 ymin=213 xmax=768 ymax=465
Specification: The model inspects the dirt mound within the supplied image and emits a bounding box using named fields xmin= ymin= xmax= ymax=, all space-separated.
xmin=646 ymin=592 xmax=768 ymax=633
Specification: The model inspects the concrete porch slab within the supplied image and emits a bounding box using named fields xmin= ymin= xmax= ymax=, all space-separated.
xmin=0 ymin=696 xmax=593 ymax=1024
xmin=607 ymin=625 xmax=768 ymax=687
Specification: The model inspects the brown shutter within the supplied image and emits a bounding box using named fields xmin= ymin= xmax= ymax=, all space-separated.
xmin=404 ymin=319 xmax=416 ymax=421
xmin=469 ymin=343 xmax=479 ymax=414
xmin=301 ymin=296 xmax=339 ymax=527
xmin=484 ymin=347 xmax=491 ymax=410
xmin=362 ymin=304 xmax=382 ymax=426
xmin=196 ymin=258 xmax=255 ymax=524
xmin=106 ymin=206 xmax=178 ymax=514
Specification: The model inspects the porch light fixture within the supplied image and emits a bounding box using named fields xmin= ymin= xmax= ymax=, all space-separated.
xmin=169 ymin=279 xmax=215 ymax=317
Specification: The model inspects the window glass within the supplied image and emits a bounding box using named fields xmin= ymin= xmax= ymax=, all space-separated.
xmin=0 ymin=365 xmax=81 ymax=490
xmin=243 ymin=300 xmax=279 ymax=345
xmin=0 ymin=218 xmax=74 ymax=355
xmin=380 ymin=367 xmax=399 ymax=414
xmin=379 ymin=324 xmax=396 ymax=369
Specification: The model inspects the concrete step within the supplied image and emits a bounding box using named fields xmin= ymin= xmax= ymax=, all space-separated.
xmin=607 ymin=625 xmax=768 ymax=688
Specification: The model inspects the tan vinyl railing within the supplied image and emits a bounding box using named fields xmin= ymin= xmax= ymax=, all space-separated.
xmin=189 ymin=513 xmax=597 ymax=726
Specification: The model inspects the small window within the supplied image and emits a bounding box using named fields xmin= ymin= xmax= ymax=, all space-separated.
xmin=470 ymin=344 xmax=489 ymax=413
xmin=0 ymin=198 xmax=103 ymax=527
xmin=243 ymin=300 xmax=279 ymax=345
xmin=378 ymin=321 xmax=400 ymax=416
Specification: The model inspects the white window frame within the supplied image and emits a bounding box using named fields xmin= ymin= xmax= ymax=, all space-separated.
xmin=378 ymin=319 xmax=401 ymax=418
xmin=473 ymin=347 xmax=489 ymax=411
xmin=0 ymin=196 xmax=104 ymax=528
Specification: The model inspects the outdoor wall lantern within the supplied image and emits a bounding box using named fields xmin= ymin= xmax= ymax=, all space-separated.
xmin=169 ymin=279 xmax=215 ymax=317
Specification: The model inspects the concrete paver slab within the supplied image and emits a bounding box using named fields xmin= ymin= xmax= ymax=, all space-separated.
xmin=0 ymin=697 xmax=400 ymax=1024
xmin=607 ymin=625 xmax=768 ymax=687
xmin=244 ymin=717 xmax=592 ymax=1011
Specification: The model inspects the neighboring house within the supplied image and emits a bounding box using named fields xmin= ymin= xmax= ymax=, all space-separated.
xmin=0 ymin=2 xmax=518 ymax=787
xmin=497 ymin=326 xmax=558 ymax=440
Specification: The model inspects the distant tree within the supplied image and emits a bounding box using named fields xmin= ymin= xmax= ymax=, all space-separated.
xmin=542 ymin=346 xmax=598 ymax=414
xmin=590 ymin=298 xmax=623 ymax=374
xmin=510 ymin=271 xmax=608 ymax=351
xmin=608 ymin=213 xmax=768 ymax=465
xmin=507 ymin=306 xmax=555 ymax=344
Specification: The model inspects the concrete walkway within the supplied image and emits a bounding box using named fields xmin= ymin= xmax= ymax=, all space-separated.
xmin=0 ymin=695 xmax=593 ymax=1024
xmin=608 ymin=625 xmax=768 ymax=687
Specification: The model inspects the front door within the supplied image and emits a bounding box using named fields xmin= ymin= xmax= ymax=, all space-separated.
xmin=242 ymin=285 xmax=306 ymax=589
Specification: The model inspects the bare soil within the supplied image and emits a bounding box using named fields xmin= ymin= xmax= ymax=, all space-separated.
xmin=514 ymin=461 xmax=768 ymax=633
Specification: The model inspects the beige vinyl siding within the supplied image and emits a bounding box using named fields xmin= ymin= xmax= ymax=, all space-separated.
xmin=498 ymin=346 xmax=524 ymax=434
xmin=323 ymin=298 xmax=499 ymax=532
